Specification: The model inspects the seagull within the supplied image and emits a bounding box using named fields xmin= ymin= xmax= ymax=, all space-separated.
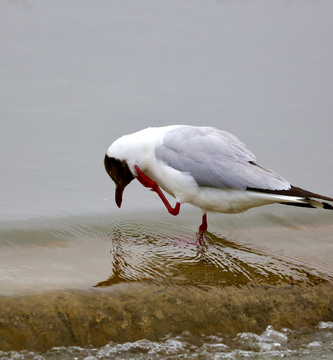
xmin=104 ymin=125 xmax=333 ymax=234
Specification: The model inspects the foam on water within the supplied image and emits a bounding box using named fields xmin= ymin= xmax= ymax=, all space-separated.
xmin=1 ymin=323 xmax=333 ymax=359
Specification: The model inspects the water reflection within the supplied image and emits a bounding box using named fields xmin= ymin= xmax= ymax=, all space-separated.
xmin=95 ymin=220 xmax=330 ymax=289
xmin=1 ymin=217 xmax=333 ymax=353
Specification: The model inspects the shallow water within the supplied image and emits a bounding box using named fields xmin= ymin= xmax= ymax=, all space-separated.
xmin=1 ymin=211 xmax=333 ymax=358
xmin=1 ymin=0 xmax=333 ymax=358
xmin=1 ymin=209 xmax=333 ymax=295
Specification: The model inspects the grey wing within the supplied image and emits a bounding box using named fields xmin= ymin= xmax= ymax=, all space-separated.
xmin=155 ymin=126 xmax=290 ymax=191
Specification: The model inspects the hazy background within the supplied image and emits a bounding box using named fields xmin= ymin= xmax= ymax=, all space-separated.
xmin=1 ymin=0 xmax=332 ymax=222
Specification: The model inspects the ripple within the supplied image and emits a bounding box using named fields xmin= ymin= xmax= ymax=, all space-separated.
xmin=95 ymin=220 xmax=332 ymax=289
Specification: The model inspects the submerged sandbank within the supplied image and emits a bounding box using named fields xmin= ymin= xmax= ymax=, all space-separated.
xmin=1 ymin=283 xmax=333 ymax=352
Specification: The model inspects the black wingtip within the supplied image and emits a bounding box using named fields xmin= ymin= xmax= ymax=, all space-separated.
xmin=247 ymin=185 xmax=333 ymax=210
xmin=323 ymin=202 xmax=333 ymax=210
xmin=247 ymin=185 xmax=333 ymax=203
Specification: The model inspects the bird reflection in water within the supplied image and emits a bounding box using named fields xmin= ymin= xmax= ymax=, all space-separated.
xmin=94 ymin=222 xmax=329 ymax=289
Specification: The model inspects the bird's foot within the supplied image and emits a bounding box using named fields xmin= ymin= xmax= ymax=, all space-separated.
xmin=196 ymin=231 xmax=206 ymax=246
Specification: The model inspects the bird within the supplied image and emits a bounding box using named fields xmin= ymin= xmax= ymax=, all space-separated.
xmin=104 ymin=125 xmax=333 ymax=235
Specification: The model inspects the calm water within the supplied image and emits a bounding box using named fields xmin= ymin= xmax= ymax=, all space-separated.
xmin=1 ymin=0 xmax=333 ymax=358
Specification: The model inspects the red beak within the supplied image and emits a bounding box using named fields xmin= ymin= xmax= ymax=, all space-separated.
xmin=115 ymin=186 xmax=124 ymax=208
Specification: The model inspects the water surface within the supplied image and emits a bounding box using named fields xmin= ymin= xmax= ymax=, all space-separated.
xmin=0 ymin=0 xmax=333 ymax=358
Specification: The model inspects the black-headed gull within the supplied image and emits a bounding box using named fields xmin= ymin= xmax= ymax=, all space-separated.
xmin=104 ymin=125 xmax=333 ymax=234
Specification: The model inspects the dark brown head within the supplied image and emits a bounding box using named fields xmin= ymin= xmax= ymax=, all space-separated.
xmin=104 ymin=154 xmax=135 ymax=208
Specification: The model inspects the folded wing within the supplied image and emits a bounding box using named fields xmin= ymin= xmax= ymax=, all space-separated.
xmin=155 ymin=126 xmax=290 ymax=191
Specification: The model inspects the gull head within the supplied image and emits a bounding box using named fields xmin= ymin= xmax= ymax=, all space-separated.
xmin=104 ymin=154 xmax=135 ymax=208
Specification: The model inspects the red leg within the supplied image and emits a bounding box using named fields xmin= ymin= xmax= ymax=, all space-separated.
xmin=193 ymin=214 xmax=208 ymax=245
xmin=135 ymin=166 xmax=180 ymax=216
xmin=198 ymin=214 xmax=207 ymax=233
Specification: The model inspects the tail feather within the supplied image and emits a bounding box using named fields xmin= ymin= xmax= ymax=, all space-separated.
xmin=247 ymin=185 xmax=333 ymax=210
xmin=283 ymin=185 xmax=333 ymax=203
xmin=323 ymin=202 xmax=333 ymax=210
xmin=281 ymin=199 xmax=333 ymax=210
